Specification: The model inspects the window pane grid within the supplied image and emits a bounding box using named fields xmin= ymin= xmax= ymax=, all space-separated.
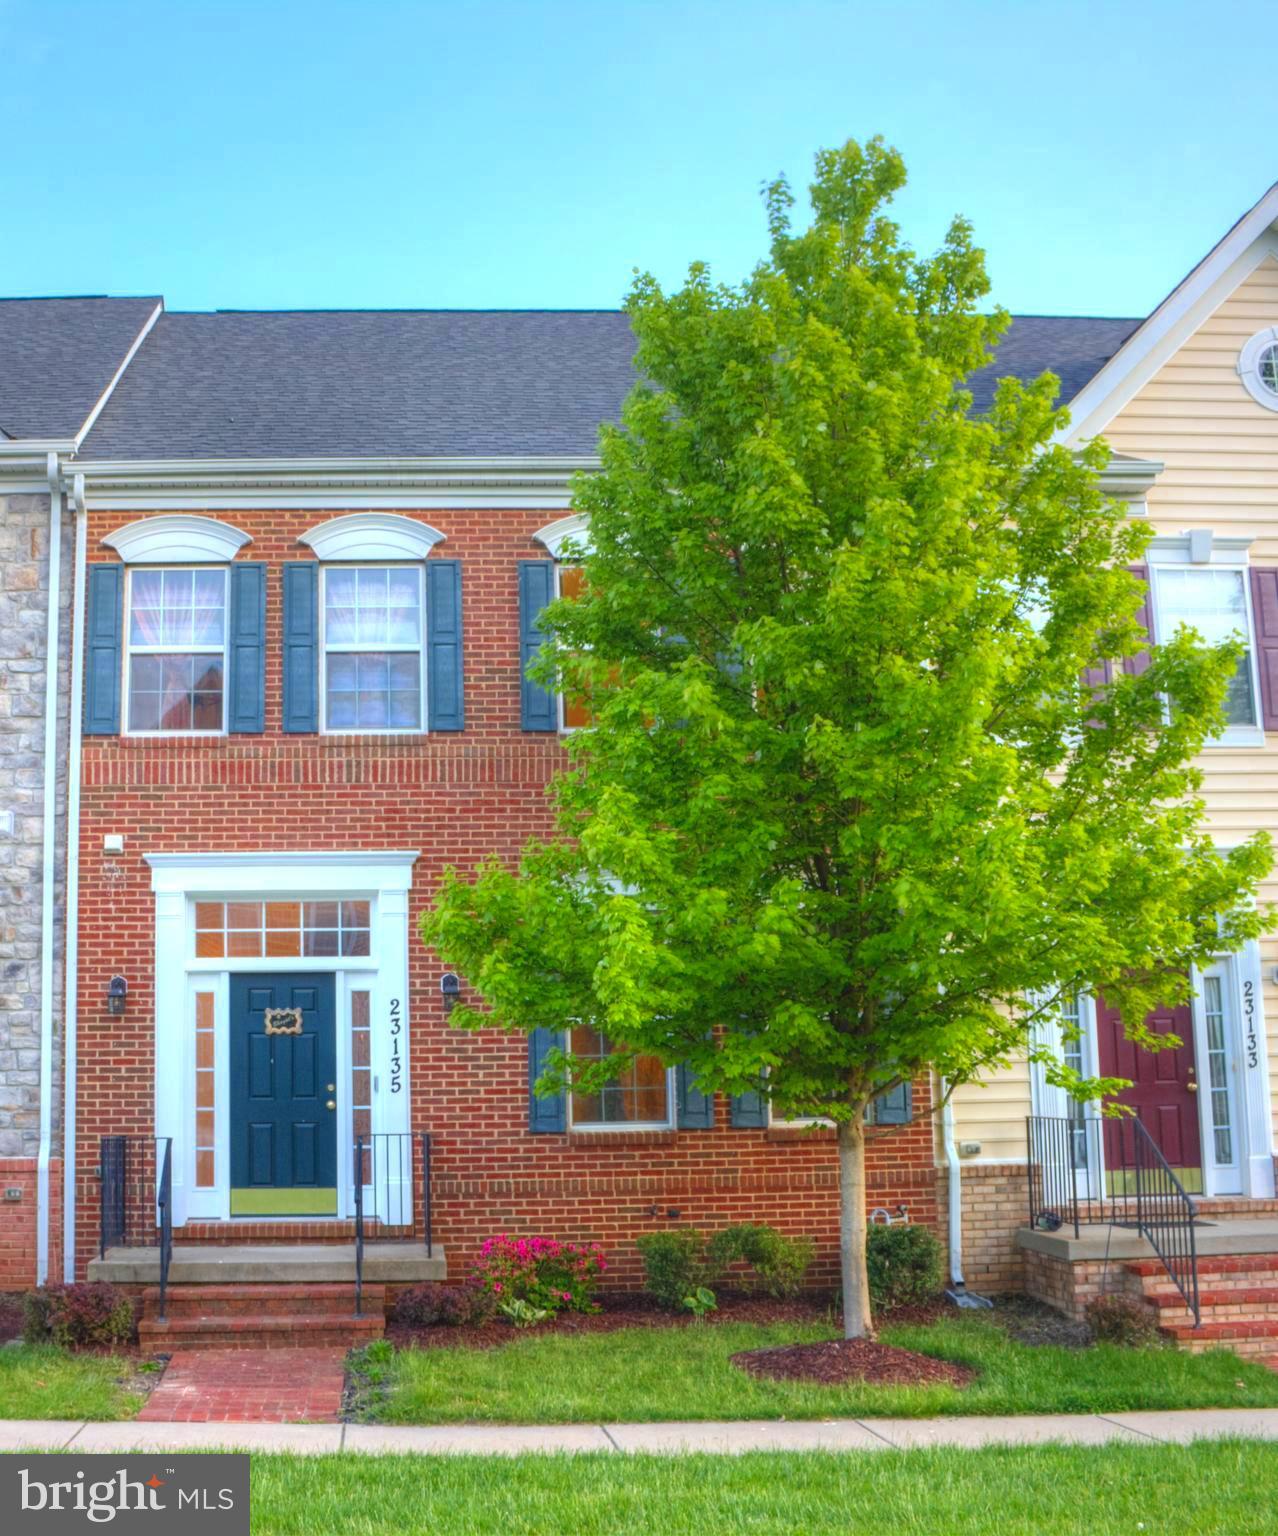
xmin=351 ymin=991 xmax=372 ymax=1143
xmin=1203 ymin=976 xmax=1234 ymax=1167
xmin=569 ymin=1024 xmax=670 ymax=1127
xmin=194 ymin=991 xmax=216 ymax=1189
xmin=324 ymin=566 xmax=423 ymax=732
xmin=194 ymin=899 xmax=371 ymax=959
xmin=127 ymin=567 xmax=226 ymax=733
xmin=1154 ymin=567 xmax=1256 ymax=727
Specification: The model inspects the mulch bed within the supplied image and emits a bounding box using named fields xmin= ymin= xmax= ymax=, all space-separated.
xmin=387 ymin=1294 xmax=832 ymax=1351
xmin=731 ymin=1336 xmax=975 ymax=1388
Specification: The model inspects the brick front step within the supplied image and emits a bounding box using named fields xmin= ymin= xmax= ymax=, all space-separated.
xmin=1127 ymin=1255 xmax=1278 ymax=1280
xmin=139 ymin=1314 xmax=384 ymax=1350
xmin=138 ymin=1281 xmax=386 ymax=1350
xmin=1145 ymin=1285 xmax=1278 ymax=1312
xmin=1163 ymin=1319 xmax=1278 ymax=1355
xmin=140 ymin=1283 xmax=382 ymax=1319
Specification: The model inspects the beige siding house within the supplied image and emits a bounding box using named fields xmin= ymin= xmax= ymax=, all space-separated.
xmin=949 ymin=190 xmax=1278 ymax=1336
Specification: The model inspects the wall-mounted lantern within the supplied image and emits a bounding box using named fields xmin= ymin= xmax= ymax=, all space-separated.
xmin=107 ymin=976 xmax=127 ymax=1016
xmin=440 ymin=972 xmax=461 ymax=1016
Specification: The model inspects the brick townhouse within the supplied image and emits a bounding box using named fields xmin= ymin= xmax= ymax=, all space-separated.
xmin=3 ymin=182 xmax=1278 ymax=1352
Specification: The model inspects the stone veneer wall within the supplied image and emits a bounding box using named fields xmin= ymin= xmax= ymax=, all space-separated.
xmin=0 ymin=490 xmax=69 ymax=1282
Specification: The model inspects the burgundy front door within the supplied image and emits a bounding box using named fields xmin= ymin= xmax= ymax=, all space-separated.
xmin=1095 ymin=994 xmax=1202 ymax=1186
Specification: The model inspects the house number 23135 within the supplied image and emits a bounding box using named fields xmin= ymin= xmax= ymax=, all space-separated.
xmin=389 ymin=999 xmax=403 ymax=1093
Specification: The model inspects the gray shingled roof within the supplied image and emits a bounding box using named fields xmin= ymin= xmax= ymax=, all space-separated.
xmin=9 ymin=302 xmax=1142 ymax=460
xmin=80 ymin=309 xmax=641 ymax=460
xmin=0 ymin=296 xmax=159 ymax=440
xmin=966 ymin=315 xmax=1141 ymax=413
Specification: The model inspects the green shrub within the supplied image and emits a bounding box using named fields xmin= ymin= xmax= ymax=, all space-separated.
xmin=636 ymin=1230 xmax=710 ymax=1309
xmin=865 ymin=1223 xmax=944 ymax=1312
xmin=1085 ymin=1292 xmax=1162 ymax=1348
xmin=24 ymin=1284 xmax=136 ymax=1349
xmin=640 ymin=1224 xmax=814 ymax=1307
xmin=706 ymin=1224 xmax=814 ymax=1298
xmin=391 ymin=1280 xmax=495 ymax=1329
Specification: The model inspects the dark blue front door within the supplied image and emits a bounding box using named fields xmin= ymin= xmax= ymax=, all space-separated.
xmin=229 ymin=973 xmax=337 ymax=1216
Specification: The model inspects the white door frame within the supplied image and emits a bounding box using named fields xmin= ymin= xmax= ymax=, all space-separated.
xmin=1191 ymin=940 xmax=1274 ymax=1199
xmin=147 ymin=850 xmax=418 ymax=1227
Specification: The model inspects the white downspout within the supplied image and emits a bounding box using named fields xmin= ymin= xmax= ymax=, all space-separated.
xmin=35 ymin=454 xmax=64 ymax=1286
xmin=62 ymin=473 xmax=86 ymax=1281
xmin=941 ymin=1080 xmax=965 ymax=1289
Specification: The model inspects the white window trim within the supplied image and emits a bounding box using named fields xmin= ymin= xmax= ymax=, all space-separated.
xmin=122 ymin=564 xmax=229 ymax=738
xmin=148 ymin=850 xmax=417 ymax=1227
xmin=103 ymin=513 xmax=251 ymax=564
xmin=1146 ymin=536 xmax=1264 ymax=747
xmin=564 ymin=1032 xmax=676 ymax=1133
xmin=319 ymin=563 xmax=428 ymax=736
xmin=532 ymin=513 xmax=592 ymax=561
xmin=1238 ymin=326 xmax=1278 ymax=413
xmin=300 ymin=512 xmax=445 ymax=562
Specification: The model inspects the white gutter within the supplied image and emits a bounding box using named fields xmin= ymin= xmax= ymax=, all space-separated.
xmin=35 ymin=454 xmax=64 ymax=1286
xmin=941 ymin=1081 xmax=965 ymax=1288
xmin=62 ymin=473 xmax=86 ymax=1281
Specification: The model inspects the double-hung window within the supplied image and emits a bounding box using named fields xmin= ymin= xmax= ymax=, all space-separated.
xmin=557 ymin=564 xmax=593 ymax=730
xmin=567 ymin=1024 xmax=673 ymax=1130
xmin=1150 ymin=564 xmax=1261 ymax=744
xmin=322 ymin=565 xmax=425 ymax=732
xmin=125 ymin=567 xmax=228 ymax=734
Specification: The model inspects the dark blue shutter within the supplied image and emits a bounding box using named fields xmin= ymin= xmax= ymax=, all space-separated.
xmin=518 ymin=560 xmax=557 ymax=732
xmin=730 ymin=1085 xmax=768 ymax=1128
xmin=228 ymin=562 xmax=266 ymax=733
xmin=676 ymin=1064 xmax=714 ymax=1129
xmin=426 ymin=559 xmax=464 ymax=731
xmin=84 ymin=564 xmax=123 ymax=735
xmin=870 ymin=1080 xmax=913 ymax=1125
xmin=528 ymin=1028 xmax=567 ymax=1133
xmin=282 ymin=562 xmax=319 ymax=733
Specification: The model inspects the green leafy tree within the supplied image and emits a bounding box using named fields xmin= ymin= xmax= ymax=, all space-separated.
xmin=423 ymin=139 xmax=1271 ymax=1338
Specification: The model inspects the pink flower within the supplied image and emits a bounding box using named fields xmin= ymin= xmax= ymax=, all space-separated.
xmin=493 ymin=1283 xmax=503 ymax=1294
xmin=562 ymin=1291 xmax=572 ymax=1302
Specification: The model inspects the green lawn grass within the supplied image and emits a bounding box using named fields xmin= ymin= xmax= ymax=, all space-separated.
xmin=0 ymin=1344 xmax=142 ymax=1420
xmin=249 ymin=1443 xmax=1278 ymax=1535
xmin=366 ymin=1312 xmax=1278 ymax=1424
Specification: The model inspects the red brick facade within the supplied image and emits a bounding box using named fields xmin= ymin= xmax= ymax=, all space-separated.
xmin=71 ymin=504 xmax=943 ymax=1287
xmin=0 ymin=1158 xmax=61 ymax=1290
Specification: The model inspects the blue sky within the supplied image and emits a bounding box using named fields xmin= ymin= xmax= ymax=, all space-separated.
xmin=3 ymin=0 xmax=1276 ymax=318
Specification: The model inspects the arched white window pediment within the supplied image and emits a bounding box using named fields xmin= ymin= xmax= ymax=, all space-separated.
xmin=532 ymin=513 xmax=591 ymax=560
xmin=103 ymin=515 xmax=252 ymax=564
xmin=300 ymin=513 xmax=445 ymax=561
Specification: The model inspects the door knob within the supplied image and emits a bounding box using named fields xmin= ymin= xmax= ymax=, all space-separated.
xmin=1186 ymin=1082 xmax=1198 ymax=1093
xmin=325 ymin=1099 xmax=336 ymax=1110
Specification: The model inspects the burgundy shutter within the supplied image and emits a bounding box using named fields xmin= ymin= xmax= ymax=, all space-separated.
xmin=1249 ymin=567 xmax=1278 ymax=731
xmin=1121 ymin=563 xmax=1152 ymax=677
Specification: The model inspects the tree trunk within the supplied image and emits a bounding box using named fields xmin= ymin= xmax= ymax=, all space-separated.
xmin=837 ymin=1115 xmax=873 ymax=1339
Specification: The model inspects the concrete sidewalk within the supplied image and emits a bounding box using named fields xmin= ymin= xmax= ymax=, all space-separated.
xmin=2 ymin=1409 xmax=1278 ymax=1455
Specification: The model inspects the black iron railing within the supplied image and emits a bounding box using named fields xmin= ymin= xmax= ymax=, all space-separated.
xmin=1026 ymin=1114 xmax=1199 ymax=1326
xmin=98 ymin=1135 xmax=174 ymax=1319
xmin=353 ymin=1132 xmax=432 ymax=1316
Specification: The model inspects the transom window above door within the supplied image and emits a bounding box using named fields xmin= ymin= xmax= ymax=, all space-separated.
xmin=322 ymin=565 xmax=424 ymax=732
xmin=126 ymin=567 xmax=227 ymax=733
xmin=194 ymin=898 xmax=371 ymax=958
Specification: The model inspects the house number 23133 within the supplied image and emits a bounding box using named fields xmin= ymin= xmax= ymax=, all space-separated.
xmin=1244 ymin=978 xmax=1259 ymax=1070
xmin=389 ymin=999 xmax=403 ymax=1093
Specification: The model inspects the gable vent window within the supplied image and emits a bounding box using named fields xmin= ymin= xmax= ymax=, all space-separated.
xmin=1239 ymin=328 xmax=1278 ymax=411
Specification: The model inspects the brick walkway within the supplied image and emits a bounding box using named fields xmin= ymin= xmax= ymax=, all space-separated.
xmin=136 ymin=1349 xmax=347 ymax=1423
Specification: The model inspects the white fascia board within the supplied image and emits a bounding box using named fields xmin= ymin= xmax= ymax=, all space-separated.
xmin=66 ymin=454 xmax=600 ymax=511
xmin=145 ymin=849 xmax=420 ymax=896
xmin=1060 ymin=189 xmax=1278 ymax=447
xmin=72 ymin=301 xmax=164 ymax=450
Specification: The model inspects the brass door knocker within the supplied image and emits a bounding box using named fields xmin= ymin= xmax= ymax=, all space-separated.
xmin=264 ymin=1007 xmax=303 ymax=1036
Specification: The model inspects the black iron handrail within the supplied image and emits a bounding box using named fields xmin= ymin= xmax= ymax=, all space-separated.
xmin=1026 ymin=1114 xmax=1199 ymax=1325
xmin=98 ymin=1134 xmax=173 ymax=1318
xmin=353 ymin=1132 xmax=432 ymax=1317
